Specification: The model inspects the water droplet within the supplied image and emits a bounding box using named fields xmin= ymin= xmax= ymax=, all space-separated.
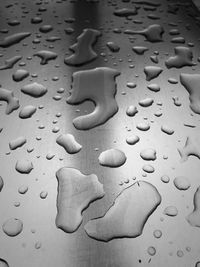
xmin=9 ymin=136 xmax=26 ymax=150
xmin=153 ymin=229 xmax=162 ymax=238
xmin=46 ymin=153 xmax=55 ymax=160
xmin=136 ymin=122 xmax=150 ymax=131
xmin=147 ymin=83 xmax=160 ymax=92
xmin=12 ymin=69 xmax=29 ymax=82
xmin=126 ymin=82 xmax=137 ymax=89
xmin=21 ymin=82 xmax=47 ymax=98
xmin=161 ymin=175 xmax=170 ymax=183
xmin=18 ymin=185 xmax=28 ymax=194
xmin=140 ymin=148 xmax=156 ymax=160
xmin=171 ymin=37 xmax=185 ymax=44
xmin=163 ymin=206 xmax=178 ymax=216
xmin=177 ymin=250 xmax=184 ymax=257
xmin=142 ymin=164 xmax=155 ymax=173
xmin=35 ymin=241 xmax=42 ymax=249
xmin=126 ymin=135 xmax=140 ymax=145
xmin=139 ymin=97 xmax=154 ymax=107
xmin=114 ymin=7 xmax=138 ymax=17
xmin=98 ymin=148 xmax=127 ymax=167
xmin=147 ymin=246 xmax=156 ymax=256
xmin=40 ymin=191 xmax=48 ymax=199
xmin=15 ymin=159 xmax=33 ymax=174
xmin=39 ymin=25 xmax=53 ymax=33
xmin=56 ymin=133 xmax=82 ymax=154
xmin=144 ymin=66 xmax=163 ymax=81
xmin=173 ymin=176 xmax=191 ymax=190
xmin=132 ymin=46 xmax=148 ymax=55
xmin=106 ymin=42 xmax=120 ymax=52
xmin=31 ymin=17 xmax=43 ymax=24
xmin=2 ymin=218 xmax=23 ymax=237
xmin=126 ymin=105 xmax=138 ymax=116
xmin=161 ymin=125 xmax=174 ymax=135
xmin=19 ymin=105 xmax=37 ymax=119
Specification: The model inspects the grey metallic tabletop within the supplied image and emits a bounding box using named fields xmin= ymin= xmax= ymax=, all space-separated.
xmin=0 ymin=0 xmax=200 ymax=266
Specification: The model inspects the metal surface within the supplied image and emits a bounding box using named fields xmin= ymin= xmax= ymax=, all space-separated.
xmin=0 ymin=0 xmax=200 ymax=266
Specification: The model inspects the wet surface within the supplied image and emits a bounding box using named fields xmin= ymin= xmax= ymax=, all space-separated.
xmin=1 ymin=0 xmax=200 ymax=266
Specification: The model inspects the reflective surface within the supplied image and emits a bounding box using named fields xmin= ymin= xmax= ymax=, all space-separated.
xmin=1 ymin=0 xmax=200 ymax=266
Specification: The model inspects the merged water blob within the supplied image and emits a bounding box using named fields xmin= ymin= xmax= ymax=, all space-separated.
xmin=0 ymin=88 xmax=20 ymax=114
xmin=9 ymin=136 xmax=27 ymax=150
xmin=0 ymin=32 xmax=31 ymax=48
xmin=0 ymin=55 xmax=22 ymax=70
xmin=64 ymin=28 xmax=101 ymax=66
xmin=187 ymin=186 xmax=200 ymax=227
xmin=98 ymin=148 xmax=127 ymax=167
xmin=180 ymin=73 xmax=200 ymax=114
xmin=55 ymin=167 xmax=105 ymax=233
xmin=2 ymin=218 xmax=23 ymax=237
xmin=56 ymin=133 xmax=82 ymax=154
xmin=0 ymin=258 xmax=9 ymax=267
xmin=21 ymin=82 xmax=47 ymax=97
xmin=84 ymin=181 xmax=161 ymax=242
xmin=178 ymin=136 xmax=200 ymax=162
xmin=165 ymin=47 xmax=194 ymax=69
xmin=66 ymin=67 xmax=120 ymax=130
xmin=124 ymin=24 xmax=164 ymax=42
xmin=33 ymin=50 xmax=57 ymax=65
